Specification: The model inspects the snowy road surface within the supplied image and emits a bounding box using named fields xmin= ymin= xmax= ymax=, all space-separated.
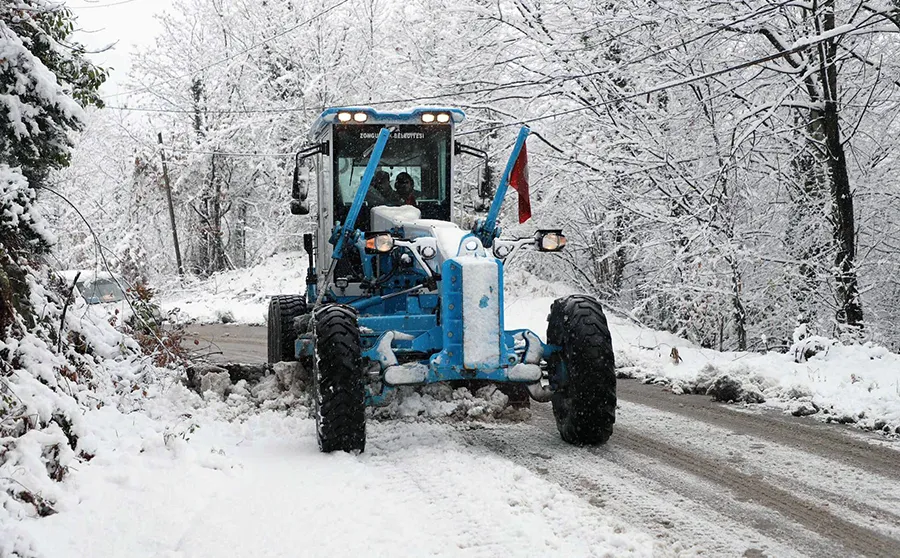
xmin=183 ymin=322 xmax=900 ymax=557
xmin=20 ymin=295 xmax=900 ymax=557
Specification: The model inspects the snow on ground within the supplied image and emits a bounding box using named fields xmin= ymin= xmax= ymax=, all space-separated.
xmin=160 ymin=253 xmax=900 ymax=435
xmin=14 ymin=253 xmax=900 ymax=557
xmin=503 ymin=278 xmax=900 ymax=437
xmin=18 ymin=385 xmax=661 ymax=558
xmin=158 ymin=252 xmax=308 ymax=325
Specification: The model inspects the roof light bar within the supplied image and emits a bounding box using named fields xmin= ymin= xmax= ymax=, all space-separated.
xmin=436 ymin=113 xmax=451 ymax=123
xmin=337 ymin=111 xmax=352 ymax=122
xmin=353 ymin=112 xmax=368 ymax=122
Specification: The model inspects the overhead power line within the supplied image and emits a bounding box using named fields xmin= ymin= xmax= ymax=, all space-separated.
xmin=146 ymin=15 xmax=887 ymax=156
xmin=105 ymin=0 xmax=352 ymax=99
xmin=66 ymin=0 xmax=143 ymax=9
xmin=101 ymin=0 xmax=803 ymax=113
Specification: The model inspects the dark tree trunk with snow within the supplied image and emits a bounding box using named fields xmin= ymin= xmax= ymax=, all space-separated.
xmin=818 ymin=1 xmax=863 ymax=329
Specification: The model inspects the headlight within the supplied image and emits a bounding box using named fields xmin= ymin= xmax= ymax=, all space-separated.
xmin=337 ymin=112 xmax=352 ymax=122
xmin=353 ymin=112 xmax=368 ymax=122
xmin=365 ymin=232 xmax=394 ymax=254
xmin=421 ymin=113 xmax=436 ymax=123
xmin=436 ymin=113 xmax=451 ymax=123
xmin=535 ymin=230 xmax=567 ymax=252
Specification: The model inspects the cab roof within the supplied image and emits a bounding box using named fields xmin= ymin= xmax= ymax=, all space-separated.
xmin=309 ymin=107 xmax=466 ymax=140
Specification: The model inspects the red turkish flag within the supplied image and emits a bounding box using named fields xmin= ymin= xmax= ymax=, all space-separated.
xmin=509 ymin=140 xmax=531 ymax=224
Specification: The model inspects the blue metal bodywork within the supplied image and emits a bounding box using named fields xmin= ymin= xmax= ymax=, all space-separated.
xmin=297 ymin=108 xmax=555 ymax=406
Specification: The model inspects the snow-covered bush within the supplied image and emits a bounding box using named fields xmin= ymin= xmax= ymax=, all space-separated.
xmin=0 ymin=3 xmax=126 ymax=555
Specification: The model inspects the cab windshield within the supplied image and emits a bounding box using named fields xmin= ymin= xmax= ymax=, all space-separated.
xmin=333 ymin=124 xmax=451 ymax=229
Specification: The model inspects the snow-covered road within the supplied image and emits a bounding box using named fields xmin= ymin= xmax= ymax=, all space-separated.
xmin=184 ymin=322 xmax=900 ymax=557
xmin=21 ymin=371 xmax=900 ymax=557
xmin=17 ymin=291 xmax=900 ymax=557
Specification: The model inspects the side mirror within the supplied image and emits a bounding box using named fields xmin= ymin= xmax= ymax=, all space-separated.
xmin=291 ymin=164 xmax=310 ymax=215
xmin=292 ymin=164 xmax=310 ymax=201
xmin=473 ymin=162 xmax=493 ymax=212
xmin=290 ymin=199 xmax=310 ymax=215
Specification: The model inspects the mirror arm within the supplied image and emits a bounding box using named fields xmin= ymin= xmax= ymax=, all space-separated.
xmin=454 ymin=141 xmax=487 ymax=160
xmin=294 ymin=141 xmax=329 ymax=166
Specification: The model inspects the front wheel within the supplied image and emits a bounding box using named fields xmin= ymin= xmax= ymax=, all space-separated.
xmin=313 ymin=304 xmax=366 ymax=453
xmin=547 ymin=295 xmax=616 ymax=445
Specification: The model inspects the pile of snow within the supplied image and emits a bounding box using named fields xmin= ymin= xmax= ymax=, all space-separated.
xmin=504 ymin=279 xmax=900 ymax=436
xmin=371 ymin=384 xmax=530 ymax=422
xmin=158 ymin=252 xmax=308 ymax=324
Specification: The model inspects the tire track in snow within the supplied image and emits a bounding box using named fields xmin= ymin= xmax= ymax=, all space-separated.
xmin=617 ymin=380 xmax=900 ymax=478
xmin=611 ymin=425 xmax=900 ymax=558
xmin=462 ymin=419 xmax=809 ymax=557
xmin=466 ymin=402 xmax=900 ymax=558
xmin=618 ymin=399 xmax=900 ymax=540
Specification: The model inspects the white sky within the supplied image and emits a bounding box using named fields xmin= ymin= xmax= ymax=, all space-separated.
xmin=64 ymin=0 xmax=174 ymax=97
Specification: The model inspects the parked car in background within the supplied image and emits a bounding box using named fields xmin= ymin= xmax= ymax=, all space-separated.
xmin=60 ymin=270 xmax=132 ymax=327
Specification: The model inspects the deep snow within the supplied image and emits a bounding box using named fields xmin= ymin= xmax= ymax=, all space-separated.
xmin=17 ymin=388 xmax=661 ymax=558
xmin=14 ymin=253 xmax=900 ymax=557
xmin=159 ymin=251 xmax=308 ymax=325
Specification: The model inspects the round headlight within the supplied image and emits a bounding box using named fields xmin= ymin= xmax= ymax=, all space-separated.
xmin=421 ymin=113 xmax=436 ymax=123
xmin=436 ymin=113 xmax=451 ymax=123
xmin=365 ymin=233 xmax=394 ymax=254
xmin=353 ymin=112 xmax=368 ymax=122
xmin=337 ymin=112 xmax=352 ymax=122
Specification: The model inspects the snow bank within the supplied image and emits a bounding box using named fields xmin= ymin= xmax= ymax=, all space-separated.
xmin=158 ymin=251 xmax=308 ymax=325
xmin=1 ymin=264 xmax=179 ymax=558
xmin=504 ymin=280 xmax=900 ymax=436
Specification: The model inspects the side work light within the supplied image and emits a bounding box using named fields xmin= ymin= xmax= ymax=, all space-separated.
xmin=535 ymin=230 xmax=567 ymax=252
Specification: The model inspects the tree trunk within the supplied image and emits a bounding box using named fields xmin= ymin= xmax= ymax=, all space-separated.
xmin=818 ymin=1 xmax=863 ymax=328
xmin=728 ymin=256 xmax=747 ymax=351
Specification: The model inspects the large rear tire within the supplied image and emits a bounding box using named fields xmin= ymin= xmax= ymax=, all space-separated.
xmin=313 ymin=304 xmax=366 ymax=453
xmin=547 ymin=295 xmax=616 ymax=445
xmin=267 ymin=295 xmax=307 ymax=364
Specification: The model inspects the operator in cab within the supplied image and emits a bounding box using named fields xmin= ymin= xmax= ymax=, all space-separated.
xmin=394 ymin=172 xmax=417 ymax=206
xmin=366 ymin=170 xmax=402 ymax=206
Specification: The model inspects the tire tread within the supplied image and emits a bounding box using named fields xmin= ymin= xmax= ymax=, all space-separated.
xmin=547 ymin=295 xmax=616 ymax=445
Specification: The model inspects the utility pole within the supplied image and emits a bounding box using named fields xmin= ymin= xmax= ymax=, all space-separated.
xmin=157 ymin=132 xmax=185 ymax=276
